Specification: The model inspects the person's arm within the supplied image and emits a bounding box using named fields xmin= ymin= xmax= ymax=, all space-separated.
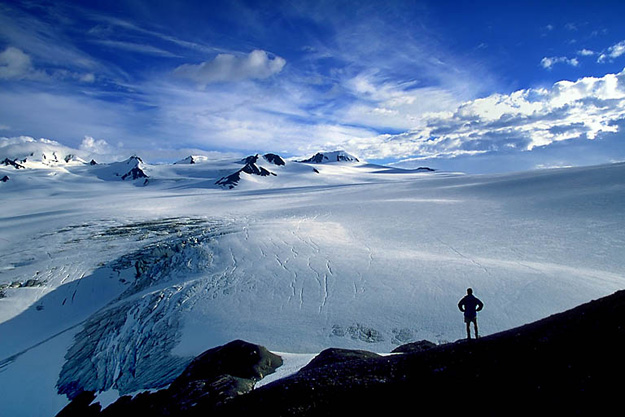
xmin=476 ymin=298 xmax=484 ymax=311
xmin=458 ymin=298 xmax=465 ymax=312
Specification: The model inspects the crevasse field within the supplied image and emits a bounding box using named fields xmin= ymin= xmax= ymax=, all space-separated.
xmin=1 ymin=143 xmax=624 ymax=416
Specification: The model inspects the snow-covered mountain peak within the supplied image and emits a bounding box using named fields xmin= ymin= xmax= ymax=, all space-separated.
xmin=0 ymin=136 xmax=86 ymax=168
xmin=216 ymin=153 xmax=286 ymax=189
xmin=239 ymin=153 xmax=287 ymax=167
xmin=94 ymin=155 xmax=149 ymax=183
xmin=174 ymin=155 xmax=210 ymax=165
xmin=300 ymin=150 xmax=360 ymax=164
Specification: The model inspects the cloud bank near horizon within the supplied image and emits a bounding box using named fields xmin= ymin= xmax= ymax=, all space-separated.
xmin=359 ymin=68 xmax=625 ymax=163
xmin=2 ymin=1 xmax=625 ymax=173
xmin=2 ymin=67 xmax=625 ymax=169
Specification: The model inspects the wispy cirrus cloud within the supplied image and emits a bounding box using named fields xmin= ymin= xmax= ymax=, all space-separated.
xmin=92 ymin=40 xmax=180 ymax=58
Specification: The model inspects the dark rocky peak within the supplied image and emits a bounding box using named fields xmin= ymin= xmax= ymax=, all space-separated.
xmin=94 ymin=155 xmax=149 ymax=185
xmin=41 ymin=151 xmax=59 ymax=162
xmin=175 ymin=156 xmax=197 ymax=165
xmin=1 ymin=175 xmax=9 ymax=182
xmin=300 ymin=150 xmax=359 ymax=164
xmin=126 ymin=155 xmax=144 ymax=164
xmin=240 ymin=154 xmax=286 ymax=166
xmin=240 ymin=154 xmax=260 ymax=165
xmin=2 ymin=158 xmax=26 ymax=169
xmin=263 ymin=153 xmax=286 ymax=166
xmin=174 ymin=155 xmax=209 ymax=165
xmin=121 ymin=166 xmax=148 ymax=181
xmin=216 ymin=154 xmax=280 ymax=189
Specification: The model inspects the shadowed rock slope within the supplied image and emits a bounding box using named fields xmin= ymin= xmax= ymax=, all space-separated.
xmin=59 ymin=289 xmax=625 ymax=416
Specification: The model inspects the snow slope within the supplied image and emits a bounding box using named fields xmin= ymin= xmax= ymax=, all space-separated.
xmin=1 ymin=141 xmax=624 ymax=416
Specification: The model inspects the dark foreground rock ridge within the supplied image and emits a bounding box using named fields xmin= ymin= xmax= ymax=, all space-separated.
xmin=58 ymin=289 xmax=625 ymax=416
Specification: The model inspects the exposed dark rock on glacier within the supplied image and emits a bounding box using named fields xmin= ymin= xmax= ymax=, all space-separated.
xmin=300 ymin=151 xmax=359 ymax=163
xmin=59 ymin=288 xmax=625 ymax=416
xmin=1 ymin=158 xmax=25 ymax=169
xmin=300 ymin=348 xmax=380 ymax=373
xmin=94 ymin=156 xmax=149 ymax=184
xmin=174 ymin=155 xmax=210 ymax=165
xmin=175 ymin=156 xmax=197 ymax=164
xmin=121 ymin=166 xmax=148 ymax=181
xmin=1 ymin=175 xmax=9 ymax=182
xmin=57 ymin=340 xmax=282 ymax=417
xmin=263 ymin=153 xmax=286 ymax=166
xmin=216 ymin=154 xmax=280 ymax=189
xmin=56 ymin=391 xmax=101 ymax=417
xmin=167 ymin=339 xmax=282 ymax=408
xmin=218 ymin=289 xmax=625 ymax=416
xmin=390 ymin=339 xmax=436 ymax=353
xmin=57 ymin=289 xmax=625 ymax=416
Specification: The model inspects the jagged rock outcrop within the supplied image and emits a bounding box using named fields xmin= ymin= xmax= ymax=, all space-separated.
xmin=390 ymin=339 xmax=436 ymax=353
xmin=121 ymin=166 xmax=148 ymax=181
xmin=95 ymin=156 xmax=149 ymax=184
xmin=262 ymin=153 xmax=286 ymax=166
xmin=57 ymin=340 xmax=283 ymax=417
xmin=175 ymin=156 xmax=198 ymax=165
xmin=174 ymin=155 xmax=210 ymax=165
xmin=1 ymin=158 xmax=25 ymax=169
xmin=300 ymin=348 xmax=381 ymax=373
xmin=216 ymin=154 xmax=284 ymax=189
xmin=57 ymin=288 xmax=625 ymax=416
xmin=1 ymin=175 xmax=9 ymax=182
xmin=300 ymin=151 xmax=359 ymax=163
xmin=219 ymin=290 xmax=625 ymax=416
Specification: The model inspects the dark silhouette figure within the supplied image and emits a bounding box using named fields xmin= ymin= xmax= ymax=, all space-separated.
xmin=458 ymin=288 xmax=484 ymax=339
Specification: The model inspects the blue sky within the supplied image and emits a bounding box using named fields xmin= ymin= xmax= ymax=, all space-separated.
xmin=2 ymin=0 xmax=625 ymax=172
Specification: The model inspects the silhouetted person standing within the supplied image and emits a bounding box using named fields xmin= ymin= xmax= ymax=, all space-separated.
xmin=458 ymin=288 xmax=484 ymax=339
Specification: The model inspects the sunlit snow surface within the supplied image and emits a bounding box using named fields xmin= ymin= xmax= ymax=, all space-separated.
xmin=1 ymin=157 xmax=624 ymax=416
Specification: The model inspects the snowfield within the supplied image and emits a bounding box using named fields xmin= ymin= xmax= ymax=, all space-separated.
xmin=1 ymin=141 xmax=624 ymax=416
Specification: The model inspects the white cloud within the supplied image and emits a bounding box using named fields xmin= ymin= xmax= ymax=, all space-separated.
xmin=578 ymin=49 xmax=595 ymax=57
xmin=335 ymin=71 xmax=462 ymax=130
xmin=598 ymin=40 xmax=625 ymax=63
xmin=79 ymin=136 xmax=111 ymax=154
xmin=0 ymin=46 xmax=33 ymax=79
xmin=540 ymin=56 xmax=579 ymax=69
xmin=347 ymin=68 xmax=625 ymax=161
xmin=174 ymin=50 xmax=286 ymax=85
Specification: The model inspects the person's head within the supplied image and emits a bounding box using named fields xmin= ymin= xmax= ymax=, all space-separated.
xmin=467 ymin=288 xmax=473 ymax=295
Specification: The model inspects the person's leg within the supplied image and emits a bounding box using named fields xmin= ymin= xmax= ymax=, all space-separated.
xmin=466 ymin=321 xmax=471 ymax=339
xmin=474 ymin=319 xmax=479 ymax=339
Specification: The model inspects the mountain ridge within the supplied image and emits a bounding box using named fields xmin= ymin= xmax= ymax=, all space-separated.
xmin=57 ymin=288 xmax=625 ymax=416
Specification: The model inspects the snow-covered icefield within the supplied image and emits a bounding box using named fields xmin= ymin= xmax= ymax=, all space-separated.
xmin=1 ymin=145 xmax=624 ymax=416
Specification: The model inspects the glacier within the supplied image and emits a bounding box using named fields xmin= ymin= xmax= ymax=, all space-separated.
xmin=1 ymin=140 xmax=624 ymax=416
